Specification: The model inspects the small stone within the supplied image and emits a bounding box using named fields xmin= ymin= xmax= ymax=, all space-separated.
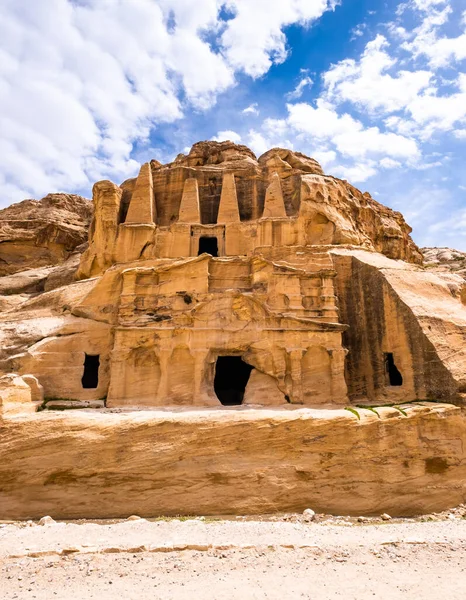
xmin=303 ymin=509 xmax=316 ymax=522
xmin=61 ymin=547 xmax=81 ymax=555
xmin=38 ymin=516 xmax=55 ymax=526
xmin=126 ymin=515 xmax=142 ymax=521
xmin=358 ymin=516 xmax=369 ymax=523
xmin=381 ymin=513 xmax=392 ymax=521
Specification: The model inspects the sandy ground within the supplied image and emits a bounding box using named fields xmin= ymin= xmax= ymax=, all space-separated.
xmin=1 ymin=514 xmax=466 ymax=599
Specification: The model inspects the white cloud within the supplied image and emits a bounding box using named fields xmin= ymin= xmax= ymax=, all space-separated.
xmin=212 ymin=130 xmax=242 ymax=143
xmin=286 ymin=75 xmax=314 ymax=100
xmin=418 ymin=161 xmax=443 ymax=170
xmin=246 ymin=130 xmax=271 ymax=156
xmin=379 ymin=157 xmax=402 ymax=169
xmin=401 ymin=2 xmax=457 ymax=67
xmin=242 ymin=103 xmax=259 ymax=115
xmin=332 ymin=162 xmax=378 ymax=183
xmin=324 ymin=35 xmax=433 ymax=113
xmin=411 ymin=0 xmax=448 ymax=10
xmin=403 ymin=11 xmax=466 ymax=69
xmin=286 ymin=101 xmax=420 ymax=161
xmin=223 ymin=0 xmax=463 ymax=188
xmin=321 ymin=6 xmax=466 ymax=143
xmin=350 ymin=23 xmax=366 ymax=40
xmin=405 ymin=74 xmax=466 ymax=137
xmin=312 ymin=149 xmax=337 ymax=168
xmin=220 ymin=0 xmax=338 ymax=77
xmin=246 ymin=100 xmax=419 ymax=183
xmin=0 ymin=0 xmax=336 ymax=207
xmin=262 ymin=117 xmax=289 ymax=138
xmin=386 ymin=23 xmax=410 ymax=40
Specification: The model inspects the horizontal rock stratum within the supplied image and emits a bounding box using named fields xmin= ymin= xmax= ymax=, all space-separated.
xmin=0 ymin=141 xmax=466 ymax=518
xmin=1 ymin=403 xmax=465 ymax=519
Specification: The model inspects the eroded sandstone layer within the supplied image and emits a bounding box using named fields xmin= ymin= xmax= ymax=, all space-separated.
xmin=0 ymin=193 xmax=92 ymax=276
xmin=1 ymin=403 xmax=465 ymax=519
xmin=1 ymin=141 xmax=466 ymax=518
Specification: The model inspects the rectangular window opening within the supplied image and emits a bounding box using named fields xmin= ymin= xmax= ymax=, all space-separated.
xmin=385 ymin=352 xmax=403 ymax=386
xmin=198 ymin=236 xmax=218 ymax=257
xmin=82 ymin=354 xmax=100 ymax=389
xmin=214 ymin=356 xmax=253 ymax=406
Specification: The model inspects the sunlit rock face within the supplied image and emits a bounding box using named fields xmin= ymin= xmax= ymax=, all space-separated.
xmin=1 ymin=402 xmax=466 ymax=519
xmin=2 ymin=141 xmax=465 ymax=408
xmin=78 ymin=140 xmax=421 ymax=278
xmin=1 ymin=141 xmax=466 ymax=519
xmin=0 ymin=193 xmax=92 ymax=277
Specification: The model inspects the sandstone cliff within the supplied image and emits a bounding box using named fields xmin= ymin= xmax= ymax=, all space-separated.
xmin=0 ymin=193 xmax=92 ymax=276
xmin=1 ymin=142 xmax=466 ymax=519
xmin=423 ymin=247 xmax=466 ymax=279
xmin=99 ymin=141 xmax=421 ymax=270
xmin=1 ymin=400 xmax=465 ymax=519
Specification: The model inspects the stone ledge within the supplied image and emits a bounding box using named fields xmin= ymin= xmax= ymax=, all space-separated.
xmin=0 ymin=403 xmax=465 ymax=519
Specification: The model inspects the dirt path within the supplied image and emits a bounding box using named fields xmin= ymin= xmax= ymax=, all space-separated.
xmin=1 ymin=517 xmax=466 ymax=599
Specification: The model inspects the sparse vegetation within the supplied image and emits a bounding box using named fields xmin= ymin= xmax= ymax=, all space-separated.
xmin=356 ymin=405 xmax=380 ymax=418
xmin=345 ymin=407 xmax=360 ymax=420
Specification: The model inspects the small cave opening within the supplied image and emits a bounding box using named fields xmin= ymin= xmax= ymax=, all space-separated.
xmin=81 ymin=354 xmax=100 ymax=389
xmin=198 ymin=236 xmax=218 ymax=257
xmin=385 ymin=352 xmax=403 ymax=386
xmin=214 ymin=356 xmax=253 ymax=406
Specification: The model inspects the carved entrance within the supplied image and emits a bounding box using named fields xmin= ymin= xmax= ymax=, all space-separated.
xmin=214 ymin=356 xmax=253 ymax=405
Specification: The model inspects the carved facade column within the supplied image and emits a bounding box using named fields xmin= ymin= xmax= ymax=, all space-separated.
xmin=125 ymin=162 xmax=155 ymax=224
xmin=288 ymin=349 xmax=304 ymax=403
xmin=178 ymin=178 xmax=200 ymax=223
xmin=157 ymin=349 xmax=172 ymax=401
xmin=76 ymin=180 xmax=122 ymax=278
xmin=192 ymin=350 xmax=218 ymax=406
xmin=328 ymin=347 xmax=348 ymax=404
xmin=263 ymin=172 xmax=286 ymax=218
xmin=217 ymin=173 xmax=240 ymax=223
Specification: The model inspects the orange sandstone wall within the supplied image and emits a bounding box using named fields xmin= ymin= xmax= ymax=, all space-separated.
xmin=0 ymin=404 xmax=465 ymax=519
xmin=332 ymin=249 xmax=466 ymax=403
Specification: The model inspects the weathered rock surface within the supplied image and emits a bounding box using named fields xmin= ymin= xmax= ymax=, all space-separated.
xmin=423 ymin=247 xmax=466 ymax=279
xmin=332 ymin=248 xmax=466 ymax=403
xmin=1 ymin=143 xmax=465 ymax=409
xmin=0 ymin=266 xmax=57 ymax=296
xmin=89 ymin=141 xmax=420 ymax=272
xmin=0 ymin=142 xmax=465 ymax=519
xmin=0 ymin=403 xmax=465 ymax=519
xmin=0 ymin=277 xmax=101 ymax=371
xmin=0 ymin=373 xmax=42 ymax=416
xmin=0 ymin=193 xmax=92 ymax=276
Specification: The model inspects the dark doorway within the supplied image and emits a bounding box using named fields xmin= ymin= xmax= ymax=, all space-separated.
xmin=82 ymin=354 xmax=100 ymax=389
xmin=198 ymin=236 xmax=218 ymax=257
xmin=385 ymin=353 xmax=403 ymax=386
xmin=214 ymin=356 xmax=253 ymax=405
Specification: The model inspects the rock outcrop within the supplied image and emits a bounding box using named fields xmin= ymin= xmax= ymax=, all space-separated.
xmin=423 ymin=247 xmax=466 ymax=279
xmin=0 ymin=193 xmax=92 ymax=276
xmin=0 ymin=141 xmax=465 ymax=518
xmin=79 ymin=141 xmax=419 ymax=278
xmin=0 ymin=403 xmax=465 ymax=519
xmin=332 ymin=249 xmax=466 ymax=403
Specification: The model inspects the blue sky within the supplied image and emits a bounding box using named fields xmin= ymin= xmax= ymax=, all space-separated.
xmin=1 ymin=0 xmax=466 ymax=249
